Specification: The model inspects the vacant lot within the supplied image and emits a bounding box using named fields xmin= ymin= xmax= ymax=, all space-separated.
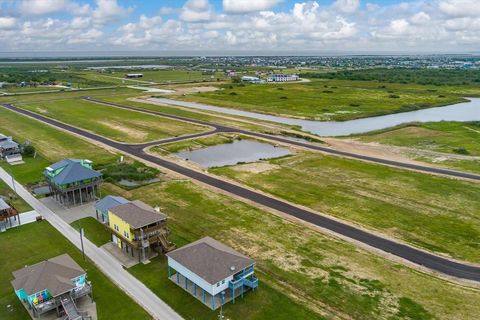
xmin=0 ymin=221 xmax=151 ymax=320
xmin=179 ymin=79 xmax=474 ymax=120
xmin=71 ymin=217 xmax=111 ymax=247
xmin=103 ymin=180 xmax=480 ymax=320
xmin=0 ymin=107 xmax=116 ymax=167
xmin=211 ymin=152 xmax=480 ymax=263
xmin=18 ymin=98 xmax=209 ymax=144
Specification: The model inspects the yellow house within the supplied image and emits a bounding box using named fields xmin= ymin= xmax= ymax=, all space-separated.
xmin=107 ymin=200 xmax=175 ymax=262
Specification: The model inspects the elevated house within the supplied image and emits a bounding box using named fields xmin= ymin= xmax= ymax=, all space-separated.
xmin=107 ymin=200 xmax=175 ymax=262
xmin=44 ymin=159 xmax=102 ymax=207
xmin=11 ymin=254 xmax=93 ymax=319
xmin=0 ymin=198 xmax=20 ymax=231
xmin=167 ymin=237 xmax=258 ymax=310
xmin=0 ymin=133 xmax=21 ymax=159
xmin=95 ymin=195 xmax=129 ymax=224
xmin=267 ymin=74 xmax=299 ymax=82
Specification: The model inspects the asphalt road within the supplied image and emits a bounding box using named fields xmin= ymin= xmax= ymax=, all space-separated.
xmin=3 ymin=102 xmax=480 ymax=282
xmin=84 ymin=97 xmax=480 ymax=182
xmin=0 ymin=167 xmax=183 ymax=320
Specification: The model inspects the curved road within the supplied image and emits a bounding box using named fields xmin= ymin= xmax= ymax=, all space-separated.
xmin=3 ymin=102 xmax=480 ymax=282
xmin=84 ymin=97 xmax=480 ymax=182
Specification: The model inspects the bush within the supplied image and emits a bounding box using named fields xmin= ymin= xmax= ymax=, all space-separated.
xmin=280 ymin=96 xmax=288 ymax=99
xmin=389 ymin=94 xmax=400 ymax=99
xmin=229 ymin=92 xmax=237 ymax=95
xmin=22 ymin=145 xmax=36 ymax=157
xmin=101 ymin=162 xmax=160 ymax=182
xmin=453 ymin=147 xmax=469 ymax=155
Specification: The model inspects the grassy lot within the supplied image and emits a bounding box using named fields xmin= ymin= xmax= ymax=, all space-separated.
xmin=0 ymin=180 xmax=31 ymax=213
xmin=0 ymin=221 xmax=151 ymax=320
xmin=107 ymin=69 xmax=225 ymax=83
xmin=156 ymin=133 xmax=237 ymax=153
xmin=210 ymin=152 xmax=480 ymax=263
xmin=357 ymin=121 xmax=480 ymax=156
xmin=18 ymin=99 xmax=209 ymax=144
xmin=102 ymin=180 xmax=480 ymax=320
xmin=0 ymin=87 xmax=139 ymax=104
xmin=71 ymin=217 xmax=111 ymax=247
xmin=0 ymin=107 xmax=117 ymax=184
xmin=180 ymin=79 xmax=480 ymax=120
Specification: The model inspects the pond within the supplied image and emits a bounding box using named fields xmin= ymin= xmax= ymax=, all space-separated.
xmin=150 ymin=97 xmax=480 ymax=136
xmin=175 ymin=140 xmax=291 ymax=168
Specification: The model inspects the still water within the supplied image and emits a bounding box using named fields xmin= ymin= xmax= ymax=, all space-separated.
xmin=175 ymin=140 xmax=291 ymax=167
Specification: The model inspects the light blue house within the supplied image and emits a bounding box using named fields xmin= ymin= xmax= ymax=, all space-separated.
xmin=11 ymin=254 xmax=92 ymax=319
xmin=166 ymin=237 xmax=258 ymax=310
xmin=95 ymin=195 xmax=129 ymax=223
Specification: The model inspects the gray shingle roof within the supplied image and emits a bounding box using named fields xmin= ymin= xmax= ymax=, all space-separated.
xmin=0 ymin=139 xmax=18 ymax=149
xmin=11 ymin=254 xmax=85 ymax=297
xmin=166 ymin=237 xmax=254 ymax=285
xmin=44 ymin=159 xmax=102 ymax=185
xmin=95 ymin=196 xmax=129 ymax=213
xmin=0 ymin=198 xmax=11 ymax=211
xmin=109 ymin=201 xmax=167 ymax=229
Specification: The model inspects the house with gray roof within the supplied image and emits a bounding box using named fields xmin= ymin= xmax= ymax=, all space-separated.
xmin=0 ymin=134 xmax=20 ymax=159
xmin=44 ymin=159 xmax=102 ymax=207
xmin=95 ymin=195 xmax=129 ymax=223
xmin=107 ymin=200 xmax=175 ymax=263
xmin=11 ymin=254 xmax=92 ymax=319
xmin=167 ymin=237 xmax=258 ymax=310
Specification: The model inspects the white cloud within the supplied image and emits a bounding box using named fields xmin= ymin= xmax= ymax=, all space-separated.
xmin=439 ymin=0 xmax=480 ymax=17
xmin=333 ymin=0 xmax=360 ymax=14
xmin=92 ymin=0 xmax=132 ymax=24
xmin=0 ymin=16 xmax=16 ymax=29
xmin=19 ymin=0 xmax=90 ymax=16
xmin=222 ymin=0 xmax=281 ymax=14
xmin=180 ymin=0 xmax=214 ymax=22
xmin=410 ymin=11 xmax=430 ymax=24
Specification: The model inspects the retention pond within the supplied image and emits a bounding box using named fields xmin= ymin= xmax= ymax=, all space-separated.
xmin=175 ymin=139 xmax=291 ymax=168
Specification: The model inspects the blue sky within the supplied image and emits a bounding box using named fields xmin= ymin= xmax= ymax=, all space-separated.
xmin=0 ymin=0 xmax=479 ymax=53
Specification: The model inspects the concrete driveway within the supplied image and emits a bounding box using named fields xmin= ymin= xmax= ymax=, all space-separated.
xmin=40 ymin=197 xmax=96 ymax=223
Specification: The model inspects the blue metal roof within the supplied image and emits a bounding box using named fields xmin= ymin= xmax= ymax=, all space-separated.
xmin=44 ymin=159 xmax=102 ymax=185
xmin=95 ymin=196 xmax=129 ymax=213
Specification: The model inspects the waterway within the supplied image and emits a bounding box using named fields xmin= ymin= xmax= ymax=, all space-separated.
xmin=150 ymin=97 xmax=480 ymax=136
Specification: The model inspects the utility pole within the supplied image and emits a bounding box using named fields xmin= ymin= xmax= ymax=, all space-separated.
xmin=80 ymin=228 xmax=86 ymax=261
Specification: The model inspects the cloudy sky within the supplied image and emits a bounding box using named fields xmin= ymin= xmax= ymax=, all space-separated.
xmin=0 ymin=0 xmax=479 ymax=54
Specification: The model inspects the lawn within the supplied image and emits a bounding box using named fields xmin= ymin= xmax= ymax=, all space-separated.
xmin=155 ymin=133 xmax=237 ymax=153
xmin=0 ymin=156 xmax=50 ymax=185
xmin=0 ymin=221 xmax=151 ymax=320
xmin=0 ymin=180 xmax=31 ymax=213
xmin=357 ymin=121 xmax=480 ymax=156
xmin=18 ymin=98 xmax=209 ymax=144
xmin=71 ymin=217 xmax=111 ymax=247
xmin=107 ymin=69 xmax=225 ymax=83
xmin=179 ymin=79 xmax=477 ymax=120
xmin=102 ymin=180 xmax=480 ymax=320
xmin=210 ymin=152 xmax=480 ymax=263
xmin=0 ymin=107 xmax=117 ymax=183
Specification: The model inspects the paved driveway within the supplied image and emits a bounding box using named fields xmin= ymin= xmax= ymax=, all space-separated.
xmin=40 ymin=197 xmax=96 ymax=223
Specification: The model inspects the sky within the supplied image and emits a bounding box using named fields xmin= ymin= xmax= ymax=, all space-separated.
xmin=0 ymin=0 xmax=479 ymax=54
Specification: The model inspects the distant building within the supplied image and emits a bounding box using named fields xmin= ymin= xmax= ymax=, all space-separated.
xmin=11 ymin=254 xmax=93 ymax=319
xmin=240 ymin=76 xmax=263 ymax=84
xmin=267 ymin=74 xmax=299 ymax=82
xmin=125 ymin=73 xmax=143 ymax=78
xmin=167 ymin=237 xmax=258 ymax=310
xmin=95 ymin=195 xmax=129 ymax=224
xmin=107 ymin=200 xmax=175 ymax=262
xmin=44 ymin=159 xmax=102 ymax=207
xmin=0 ymin=134 xmax=20 ymax=159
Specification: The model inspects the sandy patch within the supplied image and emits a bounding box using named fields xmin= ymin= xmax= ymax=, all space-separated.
xmin=35 ymin=107 xmax=48 ymax=114
xmin=98 ymin=120 xmax=148 ymax=141
xmin=230 ymin=162 xmax=280 ymax=174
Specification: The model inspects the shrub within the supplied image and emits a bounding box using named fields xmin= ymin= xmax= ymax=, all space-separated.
xmin=229 ymin=92 xmax=237 ymax=95
xmin=22 ymin=145 xmax=36 ymax=157
xmin=389 ymin=94 xmax=400 ymax=99
xmin=280 ymin=96 xmax=288 ymax=99
xmin=453 ymin=147 xmax=469 ymax=155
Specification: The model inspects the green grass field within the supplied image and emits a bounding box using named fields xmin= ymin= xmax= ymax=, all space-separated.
xmin=107 ymin=69 xmax=225 ymax=83
xmin=18 ymin=98 xmax=209 ymax=144
xmin=103 ymin=180 xmax=480 ymax=320
xmin=357 ymin=121 xmax=480 ymax=156
xmin=180 ymin=79 xmax=478 ymax=120
xmin=155 ymin=133 xmax=237 ymax=153
xmin=0 ymin=221 xmax=151 ymax=320
xmin=71 ymin=217 xmax=111 ymax=247
xmin=210 ymin=152 xmax=480 ymax=263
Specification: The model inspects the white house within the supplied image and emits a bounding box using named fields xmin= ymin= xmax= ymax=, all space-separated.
xmin=267 ymin=74 xmax=299 ymax=82
xmin=166 ymin=237 xmax=258 ymax=310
